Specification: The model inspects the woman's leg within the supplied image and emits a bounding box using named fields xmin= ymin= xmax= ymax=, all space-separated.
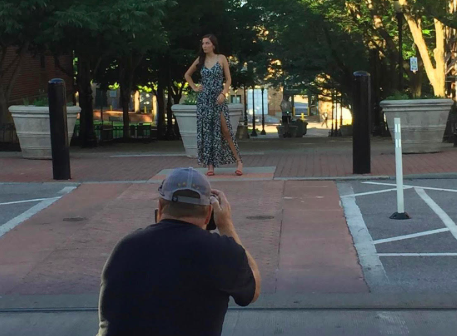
xmin=220 ymin=112 xmax=243 ymax=172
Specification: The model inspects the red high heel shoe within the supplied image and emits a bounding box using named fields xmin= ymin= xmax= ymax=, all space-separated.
xmin=235 ymin=161 xmax=243 ymax=176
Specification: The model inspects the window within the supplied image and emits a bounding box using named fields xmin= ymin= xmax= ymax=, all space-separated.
xmin=230 ymin=95 xmax=241 ymax=104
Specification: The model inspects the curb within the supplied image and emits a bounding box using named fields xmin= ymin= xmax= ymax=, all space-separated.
xmin=1 ymin=293 xmax=457 ymax=312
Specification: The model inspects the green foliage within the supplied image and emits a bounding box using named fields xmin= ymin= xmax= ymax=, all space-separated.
xmin=386 ymin=91 xmax=442 ymax=100
xmin=182 ymin=91 xmax=198 ymax=105
xmin=32 ymin=96 xmax=49 ymax=106
xmin=385 ymin=91 xmax=411 ymax=100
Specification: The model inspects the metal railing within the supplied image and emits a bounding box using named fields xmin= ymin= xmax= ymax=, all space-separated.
xmin=72 ymin=123 xmax=157 ymax=142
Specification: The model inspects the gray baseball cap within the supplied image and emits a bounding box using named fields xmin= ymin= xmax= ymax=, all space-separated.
xmin=158 ymin=167 xmax=212 ymax=205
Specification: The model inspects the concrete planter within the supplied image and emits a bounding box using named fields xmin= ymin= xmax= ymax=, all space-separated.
xmin=291 ymin=120 xmax=308 ymax=137
xmin=276 ymin=125 xmax=298 ymax=138
xmin=340 ymin=125 xmax=353 ymax=137
xmin=8 ymin=105 xmax=80 ymax=159
xmin=380 ymin=99 xmax=453 ymax=153
xmin=171 ymin=104 xmax=243 ymax=158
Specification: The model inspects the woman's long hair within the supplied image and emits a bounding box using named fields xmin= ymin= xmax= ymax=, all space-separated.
xmin=197 ymin=34 xmax=220 ymax=72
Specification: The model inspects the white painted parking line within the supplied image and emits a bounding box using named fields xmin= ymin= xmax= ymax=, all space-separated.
xmin=415 ymin=188 xmax=457 ymax=241
xmin=363 ymin=181 xmax=457 ymax=193
xmin=373 ymin=228 xmax=451 ymax=245
xmin=0 ymin=186 xmax=78 ymax=239
xmin=0 ymin=197 xmax=60 ymax=206
xmin=379 ymin=253 xmax=457 ymax=257
xmin=341 ymin=187 xmax=413 ymax=198
xmin=0 ymin=198 xmax=60 ymax=238
xmin=338 ymin=183 xmax=391 ymax=290
xmin=58 ymin=186 xmax=77 ymax=194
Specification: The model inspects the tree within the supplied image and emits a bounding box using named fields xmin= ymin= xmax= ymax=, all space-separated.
xmin=251 ymin=0 xmax=368 ymax=103
xmin=45 ymin=0 xmax=169 ymax=145
xmin=136 ymin=0 xmax=263 ymax=139
xmin=102 ymin=0 xmax=169 ymax=139
xmin=398 ymin=0 xmax=447 ymax=97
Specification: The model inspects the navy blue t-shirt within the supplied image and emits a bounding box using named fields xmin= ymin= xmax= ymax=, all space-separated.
xmin=97 ymin=219 xmax=255 ymax=336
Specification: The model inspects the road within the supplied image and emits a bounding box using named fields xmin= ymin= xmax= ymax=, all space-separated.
xmin=1 ymin=309 xmax=457 ymax=336
xmin=339 ymin=179 xmax=457 ymax=293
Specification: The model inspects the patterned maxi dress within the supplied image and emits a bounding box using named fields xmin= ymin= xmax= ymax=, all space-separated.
xmin=196 ymin=61 xmax=241 ymax=167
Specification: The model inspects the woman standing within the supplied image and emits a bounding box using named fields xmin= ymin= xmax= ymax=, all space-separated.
xmin=184 ymin=34 xmax=243 ymax=176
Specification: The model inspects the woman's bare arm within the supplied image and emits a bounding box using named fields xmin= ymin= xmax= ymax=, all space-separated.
xmin=184 ymin=58 xmax=202 ymax=92
xmin=221 ymin=55 xmax=232 ymax=95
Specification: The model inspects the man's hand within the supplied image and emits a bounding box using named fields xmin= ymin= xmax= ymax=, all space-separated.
xmin=210 ymin=189 xmax=233 ymax=229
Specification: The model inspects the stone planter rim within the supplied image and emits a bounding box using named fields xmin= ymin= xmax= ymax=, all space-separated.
xmin=380 ymin=99 xmax=453 ymax=107
xmin=9 ymin=105 xmax=81 ymax=113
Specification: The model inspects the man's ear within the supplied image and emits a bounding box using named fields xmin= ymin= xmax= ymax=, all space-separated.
xmin=157 ymin=199 xmax=165 ymax=222
xmin=204 ymin=205 xmax=212 ymax=225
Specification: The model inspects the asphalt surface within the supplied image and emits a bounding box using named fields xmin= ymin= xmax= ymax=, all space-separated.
xmin=2 ymin=309 xmax=457 ymax=336
xmin=0 ymin=183 xmax=78 ymax=238
xmin=338 ymin=179 xmax=457 ymax=293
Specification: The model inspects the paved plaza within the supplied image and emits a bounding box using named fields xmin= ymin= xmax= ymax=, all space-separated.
xmin=1 ymin=131 xmax=457 ymax=335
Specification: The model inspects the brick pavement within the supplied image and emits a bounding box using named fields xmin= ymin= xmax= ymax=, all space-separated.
xmin=0 ymin=135 xmax=454 ymax=300
xmin=0 ymin=180 xmax=366 ymax=296
xmin=0 ymin=136 xmax=456 ymax=183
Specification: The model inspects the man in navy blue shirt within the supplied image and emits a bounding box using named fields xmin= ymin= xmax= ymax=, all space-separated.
xmin=97 ymin=167 xmax=261 ymax=336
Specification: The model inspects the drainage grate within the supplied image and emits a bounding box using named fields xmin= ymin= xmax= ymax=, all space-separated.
xmin=63 ymin=217 xmax=87 ymax=222
xmin=246 ymin=215 xmax=274 ymax=220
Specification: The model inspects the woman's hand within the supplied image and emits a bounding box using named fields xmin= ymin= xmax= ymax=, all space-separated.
xmin=217 ymin=93 xmax=226 ymax=105
xmin=193 ymin=85 xmax=203 ymax=93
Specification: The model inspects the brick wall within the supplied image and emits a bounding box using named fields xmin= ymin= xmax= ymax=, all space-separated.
xmin=1 ymin=47 xmax=73 ymax=105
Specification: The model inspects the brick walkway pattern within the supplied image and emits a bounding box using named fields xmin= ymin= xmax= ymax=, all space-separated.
xmin=0 ymin=137 xmax=456 ymax=183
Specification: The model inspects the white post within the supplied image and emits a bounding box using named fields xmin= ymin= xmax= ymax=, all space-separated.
xmin=394 ymin=117 xmax=405 ymax=213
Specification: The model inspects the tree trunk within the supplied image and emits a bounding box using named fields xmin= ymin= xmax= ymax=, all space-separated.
xmin=409 ymin=45 xmax=423 ymax=98
xmin=400 ymin=1 xmax=446 ymax=97
xmin=77 ymin=56 xmax=97 ymax=147
xmin=0 ymin=86 xmax=10 ymax=127
xmin=119 ymin=61 xmax=131 ymax=140
xmin=156 ymin=66 xmax=167 ymax=140
xmin=0 ymin=44 xmax=28 ymax=126
xmin=166 ymin=88 xmax=177 ymax=140
xmin=119 ymin=83 xmax=131 ymax=140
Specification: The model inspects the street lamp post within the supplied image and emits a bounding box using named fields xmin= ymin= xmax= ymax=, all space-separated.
xmin=339 ymin=93 xmax=343 ymax=136
xmin=334 ymin=90 xmax=339 ymax=136
xmin=330 ymin=90 xmax=335 ymax=137
xmin=261 ymin=87 xmax=266 ymax=135
xmin=394 ymin=1 xmax=403 ymax=92
xmin=243 ymin=86 xmax=248 ymax=126
xmin=251 ymin=86 xmax=257 ymax=137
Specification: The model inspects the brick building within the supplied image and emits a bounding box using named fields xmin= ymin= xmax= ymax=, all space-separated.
xmin=0 ymin=47 xmax=73 ymax=123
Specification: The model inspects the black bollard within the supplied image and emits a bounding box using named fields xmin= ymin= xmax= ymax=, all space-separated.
xmin=352 ymin=71 xmax=371 ymax=174
xmin=48 ymin=78 xmax=71 ymax=180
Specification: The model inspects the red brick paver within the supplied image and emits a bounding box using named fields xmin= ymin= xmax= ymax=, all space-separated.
xmin=1 ymin=137 xmax=456 ymax=183
xmin=0 ymin=181 xmax=365 ymax=295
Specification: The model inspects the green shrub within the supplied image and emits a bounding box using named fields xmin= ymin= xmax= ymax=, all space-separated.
xmin=386 ymin=91 xmax=442 ymax=100
xmin=183 ymin=91 xmax=198 ymax=105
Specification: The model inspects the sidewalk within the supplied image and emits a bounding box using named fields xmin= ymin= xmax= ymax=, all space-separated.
xmin=0 ymin=180 xmax=366 ymax=298
xmin=0 ymin=133 xmax=456 ymax=314
xmin=1 ymin=134 xmax=456 ymax=183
